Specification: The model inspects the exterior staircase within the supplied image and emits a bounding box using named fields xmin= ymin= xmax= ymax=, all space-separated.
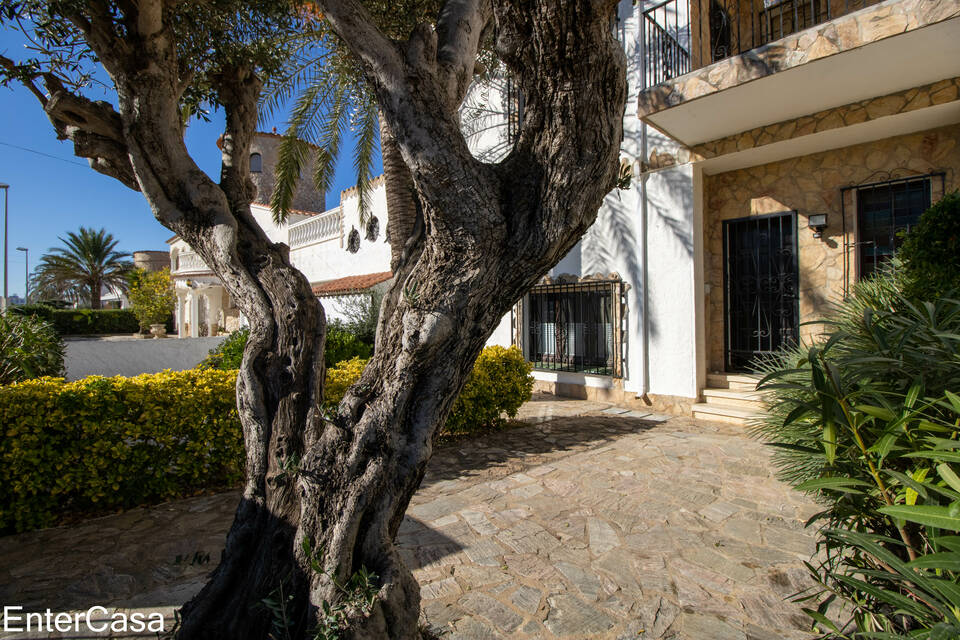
xmin=692 ymin=373 xmax=767 ymax=427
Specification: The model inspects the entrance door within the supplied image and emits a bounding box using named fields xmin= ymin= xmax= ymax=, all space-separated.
xmin=723 ymin=212 xmax=799 ymax=371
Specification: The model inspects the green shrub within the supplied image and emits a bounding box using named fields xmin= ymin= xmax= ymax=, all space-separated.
xmin=200 ymin=324 xmax=371 ymax=370
xmin=15 ymin=306 xmax=146 ymax=335
xmin=201 ymin=327 xmax=249 ymax=369
xmin=8 ymin=303 xmax=55 ymax=322
xmin=323 ymin=345 xmax=534 ymax=435
xmin=0 ymin=368 xmax=242 ymax=533
xmin=899 ymin=190 xmax=960 ymax=302
xmin=326 ymin=322 xmax=372 ymax=365
xmin=324 ymin=356 xmax=368 ymax=406
xmin=0 ymin=314 xmax=65 ymax=384
xmin=754 ymin=287 xmax=960 ymax=637
xmin=445 ymin=345 xmax=534 ymax=434
xmin=127 ymin=268 xmax=175 ymax=332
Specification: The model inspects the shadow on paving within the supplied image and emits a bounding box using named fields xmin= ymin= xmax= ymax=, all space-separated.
xmin=0 ymin=403 xmax=654 ymax=617
xmin=422 ymin=413 xmax=660 ymax=492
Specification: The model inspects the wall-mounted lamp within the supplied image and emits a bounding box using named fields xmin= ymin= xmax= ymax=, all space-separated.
xmin=808 ymin=213 xmax=828 ymax=239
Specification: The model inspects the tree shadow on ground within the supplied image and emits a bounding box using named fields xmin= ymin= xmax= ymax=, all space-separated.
xmin=0 ymin=405 xmax=663 ymax=618
xmin=423 ymin=410 xmax=662 ymax=491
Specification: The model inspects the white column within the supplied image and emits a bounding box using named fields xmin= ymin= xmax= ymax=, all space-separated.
xmin=189 ymin=291 xmax=200 ymax=338
xmin=176 ymin=292 xmax=187 ymax=338
xmin=206 ymin=288 xmax=223 ymax=337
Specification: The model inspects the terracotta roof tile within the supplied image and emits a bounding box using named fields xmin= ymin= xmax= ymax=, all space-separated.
xmin=312 ymin=271 xmax=393 ymax=297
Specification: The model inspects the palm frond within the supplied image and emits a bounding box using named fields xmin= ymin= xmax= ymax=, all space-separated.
xmin=353 ymin=97 xmax=379 ymax=226
xmin=311 ymin=79 xmax=350 ymax=199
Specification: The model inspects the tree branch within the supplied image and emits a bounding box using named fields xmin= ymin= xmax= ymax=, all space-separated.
xmin=312 ymin=0 xmax=405 ymax=95
xmin=216 ymin=64 xmax=262 ymax=209
xmin=38 ymin=74 xmax=139 ymax=190
xmin=435 ymin=0 xmax=492 ymax=108
xmin=0 ymin=55 xmax=48 ymax=105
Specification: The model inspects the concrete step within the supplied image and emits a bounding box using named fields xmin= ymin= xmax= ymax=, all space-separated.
xmin=692 ymin=402 xmax=762 ymax=426
xmin=706 ymin=373 xmax=762 ymax=391
xmin=702 ymin=388 xmax=767 ymax=410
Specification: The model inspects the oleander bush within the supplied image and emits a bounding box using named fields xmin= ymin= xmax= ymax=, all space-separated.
xmin=323 ymin=345 xmax=534 ymax=435
xmin=0 ymin=368 xmax=242 ymax=534
xmin=754 ymin=285 xmax=960 ymax=638
xmin=0 ymin=313 xmax=65 ymax=384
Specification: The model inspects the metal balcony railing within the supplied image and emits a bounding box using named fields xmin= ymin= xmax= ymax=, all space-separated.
xmin=288 ymin=208 xmax=342 ymax=249
xmin=641 ymin=0 xmax=882 ymax=87
xmin=173 ymin=251 xmax=208 ymax=274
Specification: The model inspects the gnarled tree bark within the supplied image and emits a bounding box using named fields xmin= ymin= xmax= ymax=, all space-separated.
xmin=8 ymin=0 xmax=625 ymax=638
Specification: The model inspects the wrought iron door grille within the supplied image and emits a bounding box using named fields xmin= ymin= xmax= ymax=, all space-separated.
xmin=527 ymin=281 xmax=617 ymax=376
xmin=723 ymin=212 xmax=799 ymax=371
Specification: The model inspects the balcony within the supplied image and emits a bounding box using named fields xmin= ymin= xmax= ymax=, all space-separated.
xmin=288 ymin=208 xmax=342 ymax=250
xmin=640 ymin=0 xmax=883 ymax=87
xmin=172 ymin=251 xmax=209 ymax=275
xmin=636 ymin=0 xmax=960 ymax=166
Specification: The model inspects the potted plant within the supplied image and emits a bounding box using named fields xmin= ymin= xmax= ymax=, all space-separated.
xmin=128 ymin=268 xmax=176 ymax=339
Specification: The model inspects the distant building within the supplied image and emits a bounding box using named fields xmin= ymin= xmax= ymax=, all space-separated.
xmin=168 ymin=131 xmax=391 ymax=338
xmin=99 ymin=249 xmax=168 ymax=309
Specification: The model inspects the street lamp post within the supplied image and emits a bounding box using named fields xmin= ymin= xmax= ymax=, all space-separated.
xmin=0 ymin=183 xmax=8 ymax=312
xmin=16 ymin=247 xmax=28 ymax=303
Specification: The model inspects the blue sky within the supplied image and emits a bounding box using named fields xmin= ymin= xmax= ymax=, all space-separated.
xmin=0 ymin=31 xmax=378 ymax=300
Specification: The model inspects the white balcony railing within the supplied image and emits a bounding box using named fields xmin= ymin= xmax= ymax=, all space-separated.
xmin=288 ymin=208 xmax=342 ymax=249
xmin=173 ymin=251 xmax=209 ymax=274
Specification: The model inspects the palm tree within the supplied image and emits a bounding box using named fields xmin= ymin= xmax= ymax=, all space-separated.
xmin=32 ymin=227 xmax=132 ymax=309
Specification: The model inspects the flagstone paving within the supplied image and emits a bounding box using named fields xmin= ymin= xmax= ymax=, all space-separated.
xmin=0 ymin=395 xmax=819 ymax=639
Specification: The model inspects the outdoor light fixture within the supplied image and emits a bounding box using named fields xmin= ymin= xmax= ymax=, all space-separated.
xmin=808 ymin=213 xmax=828 ymax=239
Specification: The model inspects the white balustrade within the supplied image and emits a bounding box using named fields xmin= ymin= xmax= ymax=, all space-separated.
xmin=173 ymin=251 xmax=208 ymax=274
xmin=288 ymin=208 xmax=342 ymax=249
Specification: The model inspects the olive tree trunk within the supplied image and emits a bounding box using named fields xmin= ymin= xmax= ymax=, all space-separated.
xmin=17 ymin=0 xmax=626 ymax=638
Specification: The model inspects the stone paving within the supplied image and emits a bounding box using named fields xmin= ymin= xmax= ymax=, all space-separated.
xmin=0 ymin=395 xmax=819 ymax=639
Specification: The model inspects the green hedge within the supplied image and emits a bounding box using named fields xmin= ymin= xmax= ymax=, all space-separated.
xmin=324 ymin=345 xmax=534 ymax=434
xmin=201 ymin=324 xmax=371 ymax=370
xmin=0 ymin=369 xmax=242 ymax=533
xmin=11 ymin=306 xmax=147 ymax=335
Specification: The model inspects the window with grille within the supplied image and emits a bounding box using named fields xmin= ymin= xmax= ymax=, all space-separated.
xmin=857 ymin=177 xmax=931 ymax=279
xmin=527 ymin=281 xmax=618 ymax=376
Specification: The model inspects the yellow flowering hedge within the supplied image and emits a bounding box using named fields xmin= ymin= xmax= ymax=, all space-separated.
xmin=323 ymin=356 xmax=369 ymax=406
xmin=0 ymin=368 xmax=242 ymax=533
xmin=324 ymin=346 xmax=533 ymax=434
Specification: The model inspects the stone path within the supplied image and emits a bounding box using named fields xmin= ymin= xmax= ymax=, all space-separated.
xmin=0 ymin=395 xmax=818 ymax=639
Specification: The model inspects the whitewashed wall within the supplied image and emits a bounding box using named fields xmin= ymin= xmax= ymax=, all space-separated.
xmin=479 ymin=0 xmax=701 ymax=400
xmin=289 ymin=181 xmax=391 ymax=285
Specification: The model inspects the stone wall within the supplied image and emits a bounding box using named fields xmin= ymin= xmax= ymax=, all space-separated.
xmin=693 ymin=77 xmax=960 ymax=159
xmin=704 ymin=122 xmax=960 ymax=373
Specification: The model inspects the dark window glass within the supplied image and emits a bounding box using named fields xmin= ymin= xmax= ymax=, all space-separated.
xmin=527 ymin=282 xmax=614 ymax=375
xmin=250 ymin=152 xmax=263 ymax=173
xmin=857 ymin=179 xmax=931 ymax=279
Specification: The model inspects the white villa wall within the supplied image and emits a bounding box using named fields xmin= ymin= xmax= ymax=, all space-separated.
xmin=289 ymin=181 xmax=390 ymax=284
xmin=482 ymin=0 xmax=701 ymax=403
